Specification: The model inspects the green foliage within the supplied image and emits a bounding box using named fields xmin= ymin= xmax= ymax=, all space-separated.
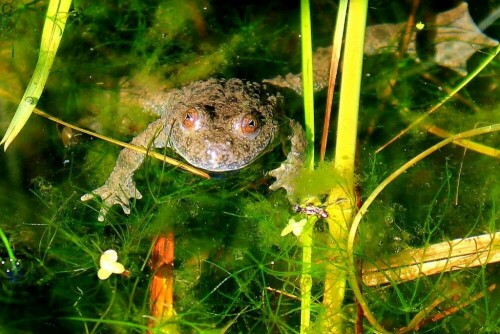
xmin=1 ymin=0 xmax=73 ymax=150
xmin=0 ymin=0 xmax=498 ymax=333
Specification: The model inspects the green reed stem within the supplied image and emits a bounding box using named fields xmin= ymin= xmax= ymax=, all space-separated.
xmin=333 ymin=0 xmax=367 ymax=183
xmin=301 ymin=0 xmax=315 ymax=170
xmin=322 ymin=0 xmax=368 ymax=332
xmin=299 ymin=0 xmax=315 ymax=332
xmin=300 ymin=217 xmax=316 ymax=333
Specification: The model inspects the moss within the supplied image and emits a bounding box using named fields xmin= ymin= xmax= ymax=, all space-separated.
xmin=292 ymin=161 xmax=344 ymax=200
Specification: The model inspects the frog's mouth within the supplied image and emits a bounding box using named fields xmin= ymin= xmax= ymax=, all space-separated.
xmin=173 ymin=139 xmax=270 ymax=173
xmin=178 ymin=145 xmax=257 ymax=172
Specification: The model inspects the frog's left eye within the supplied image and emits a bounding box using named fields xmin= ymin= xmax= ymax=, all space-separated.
xmin=241 ymin=114 xmax=260 ymax=135
xmin=182 ymin=108 xmax=198 ymax=129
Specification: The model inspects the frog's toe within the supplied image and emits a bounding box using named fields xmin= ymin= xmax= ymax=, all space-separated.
xmin=97 ymin=195 xmax=131 ymax=221
xmin=134 ymin=189 xmax=143 ymax=199
xmin=269 ymin=178 xmax=289 ymax=193
xmin=81 ymin=193 xmax=95 ymax=202
xmin=269 ymin=167 xmax=295 ymax=195
xmin=268 ymin=167 xmax=286 ymax=187
xmin=97 ymin=206 xmax=109 ymax=222
xmin=268 ymin=166 xmax=282 ymax=178
xmin=82 ymin=182 xmax=143 ymax=220
xmin=118 ymin=200 xmax=131 ymax=215
xmin=269 ymin=182 xmax=279 ymax=191
xmin=269 ymin=180 xmax=284 ymax=193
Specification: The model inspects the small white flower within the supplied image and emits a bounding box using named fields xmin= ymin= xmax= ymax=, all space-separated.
xmin=98 ymin=249 xmax=125 ymax=280
xmin=281 ymin=218 xmax=308 ymax=237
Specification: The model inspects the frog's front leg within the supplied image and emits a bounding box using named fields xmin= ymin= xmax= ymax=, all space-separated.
xmin=81 ymin=117 xmax=170 ymax=221
xmin=268 ymin=118 xmax=307 ymax=201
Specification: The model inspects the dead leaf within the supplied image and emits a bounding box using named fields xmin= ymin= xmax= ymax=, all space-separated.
xmin=264 ymin=2 xmax=498 ymax=92
xmin=432 ymin=2 xmax=498 ymax=75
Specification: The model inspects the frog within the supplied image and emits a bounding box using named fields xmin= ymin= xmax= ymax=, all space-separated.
xmin=81 ymin=78 xmax=307 ymax=221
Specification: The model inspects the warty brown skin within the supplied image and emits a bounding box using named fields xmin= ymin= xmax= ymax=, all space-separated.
xmin=82 ymin=78 xmax=306 ymax=221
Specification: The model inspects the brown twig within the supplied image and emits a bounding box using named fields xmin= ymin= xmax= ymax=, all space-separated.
xmin=397 ymin=0 xmax=421 ymax=59
xmin=355 ymin=258 xmax=364 ymax=334
xmin=410 ymin=284 xmax=496 ymax=332
xmin=319 ymin=0 xmax=348 ymax=161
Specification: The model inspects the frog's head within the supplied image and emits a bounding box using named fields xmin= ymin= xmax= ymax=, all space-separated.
xmin=167 ymin=79 xmax=281 ymax=172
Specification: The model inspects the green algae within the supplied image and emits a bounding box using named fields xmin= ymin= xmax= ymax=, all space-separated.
xmin=0 ymin=0 xmax=498 ymax=333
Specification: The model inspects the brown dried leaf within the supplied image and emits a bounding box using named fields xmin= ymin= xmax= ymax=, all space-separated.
xmin=432 ymin=2 xmax=498 ymax=75
xmin=264 ymin=2 xmax=498 ymax=92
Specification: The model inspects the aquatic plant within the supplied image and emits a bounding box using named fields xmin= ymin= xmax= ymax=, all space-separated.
xmin=0 ymin=1 xmax=498 ymax=333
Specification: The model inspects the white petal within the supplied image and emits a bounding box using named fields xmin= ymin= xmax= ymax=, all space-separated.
xmin=281 ymin=224 xmax=294 ymax=236
xmin=292 ymin=225 xmax=304 ymax=236
xmin=103 ymin=249 xmax=118 ymax=261
xmin=100 ymin=255 xmax=114 ymax=268
xmin=110 ymin=262 xmax=125 ymax=274
xmin=98 ymin=268 xmax=112 ymax=280
xmin=292 ymin=219 xmax=307 ymax=236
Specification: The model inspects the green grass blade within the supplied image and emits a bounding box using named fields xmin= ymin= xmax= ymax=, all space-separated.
xmin=301 ymin=0 xmax=315 ymax=170
xmin=299 ymin=1 xmax=315 ymax=332
xmin=0 ymin=226 xmax=18 ymax=272
xmin=1 ymin=0 xmax=73 ymax=150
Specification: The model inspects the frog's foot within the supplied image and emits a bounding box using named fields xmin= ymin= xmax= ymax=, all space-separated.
xmin=269 ymin=118 xmax=306 ymax=201
xmin=268 ymin=163 xmax=296 ymax=199
xmin=81 ymin=179 xmax=142 ymax=221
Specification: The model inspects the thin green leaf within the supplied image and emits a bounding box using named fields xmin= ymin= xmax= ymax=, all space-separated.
xmin=301 ymin=0 xmax=315 ymax=170
xmin=1 ymin=0 xmax=72 ymax=150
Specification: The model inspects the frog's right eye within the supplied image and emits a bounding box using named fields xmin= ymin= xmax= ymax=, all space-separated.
xmin=241 ymin=114 xmax=259 ymax=135
xmin=182 ymin=108 xmax=198 ymax=129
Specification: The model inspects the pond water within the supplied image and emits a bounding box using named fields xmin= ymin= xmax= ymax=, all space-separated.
xmin=0 ymin=0 xmax=498 ymax=333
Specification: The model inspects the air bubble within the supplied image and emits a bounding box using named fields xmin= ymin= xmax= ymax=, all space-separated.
xmin=25 ymin=96 xmax=38 ymax=105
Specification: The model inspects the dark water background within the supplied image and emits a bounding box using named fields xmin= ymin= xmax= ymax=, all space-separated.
xmin=0 ymin=0 xmax=498 ymax=332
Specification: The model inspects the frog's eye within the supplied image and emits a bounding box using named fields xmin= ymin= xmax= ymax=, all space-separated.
xmin=182 ymin=108 xmax=198 ymax=129
xmin=241 ymin=114 xmax=260 ymax=135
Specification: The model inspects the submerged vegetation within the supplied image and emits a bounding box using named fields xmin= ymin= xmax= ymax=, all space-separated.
xmin=0 ymin=0 xmax=499 ymax=333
